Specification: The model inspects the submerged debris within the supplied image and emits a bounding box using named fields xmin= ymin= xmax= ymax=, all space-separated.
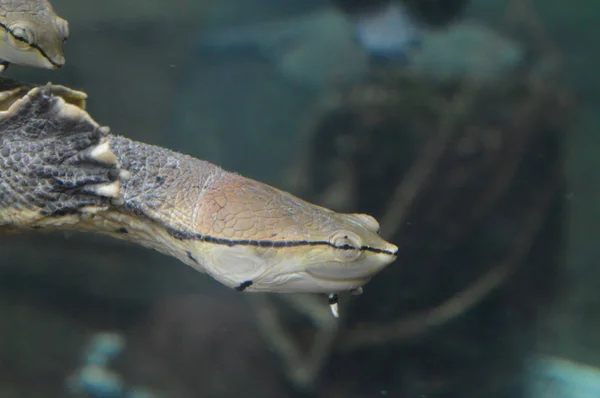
xmin=67 ymin=331 xmax=161 ymax=398
xmin=200 ymin=8 xmax=523 ymax=87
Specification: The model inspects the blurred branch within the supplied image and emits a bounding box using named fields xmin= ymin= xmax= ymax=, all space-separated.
xmin=379 ymin=80 xmax=479 ymax=238
xmin=248 ymin=294 xmax=340 ymax=389
xmin=341 ymin=0 xmax=562 ymax=349
xmin=379 ymin=0 xmax=553 ymax=239
xmin=508 ymin=0 xmax=563 ymax=63
xmin=250 ymin=0 xmax=565 ymax=391
xmin=339 ymin=171 xmax=558 ymax=350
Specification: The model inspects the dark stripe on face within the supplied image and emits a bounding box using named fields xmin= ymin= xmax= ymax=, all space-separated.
xmin=186 ymin=250 xmax=199 ymax=264
xmin=167 ymin=228 xmax=398 ymax=256
xmin=235 ymin=280 xmax=253 ymax=291
xmin=0 ymin=22 xmax=63 ymax=68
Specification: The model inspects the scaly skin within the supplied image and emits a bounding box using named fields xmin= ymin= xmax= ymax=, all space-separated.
xmin=0 ymin=0 xmax=68 ymax=70
xmin=0 ymin=83 xmax=398 ymax=294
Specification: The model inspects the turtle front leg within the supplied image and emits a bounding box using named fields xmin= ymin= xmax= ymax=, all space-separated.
xmin=0 ymin=85 xmax=127 ymax=230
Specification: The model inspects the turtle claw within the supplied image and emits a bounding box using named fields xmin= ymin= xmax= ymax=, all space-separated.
xmin=68 ymin=137 xmax=119 ymax=167
xmin=83 ymin=181 xmax=121 ymax=199
xmin=0 ymin=85 xmax=127 ymax=223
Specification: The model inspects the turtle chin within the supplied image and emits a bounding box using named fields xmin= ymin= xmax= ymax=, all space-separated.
xmin=308 ymin=252 xmax=396 ymax=281
xmin=254 ymin=271 xmax=371 ymax=294
xmin=304 ymin=273 xmax=371 ymax=293
xmin=1 ymin=50 xmax=63 ymax=69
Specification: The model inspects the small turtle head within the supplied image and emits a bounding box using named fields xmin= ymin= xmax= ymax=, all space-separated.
xmin=190 ymin=176 xmax=399 ymax=293
xmin=279 ymin=212 xmax=399 ymax=293
xmin=0 ymin=0 xmax=69 ymax=69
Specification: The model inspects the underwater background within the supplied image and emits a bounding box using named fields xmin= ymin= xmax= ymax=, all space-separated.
xmin=0 ymin=0 xmax=598 ymax=397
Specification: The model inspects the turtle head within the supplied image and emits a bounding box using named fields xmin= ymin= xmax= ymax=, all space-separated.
xmin=0 ymin=0 xmax=69 ymax=69
xmin=186 ymin=175 xmax=399 ymax=293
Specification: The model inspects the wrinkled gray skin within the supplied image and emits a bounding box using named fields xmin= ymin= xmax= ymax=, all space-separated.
xmin=0 ymin=82 xmax=398 ymax=294
xmin=0 ymin=85 xmax=113 ymax=215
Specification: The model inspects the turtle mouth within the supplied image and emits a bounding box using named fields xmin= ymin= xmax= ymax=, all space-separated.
xmin=0 ymin=45 xmax=64 ymax=69
xmin=307 ymin=268 xmax=372 ymax=283
xmin=246 ymin=270 xmax=370 ymax=293
xmin=307 ymin=252 xmax=396 ymax=283
xmin=307 ymin=273 xmax=370 ymax=290
xmin=52 ymin=53 xmax=65 ymax=67
xmin=290 ymin=272 xmax=371 ymax=293
xmin=48 ymin=60 xmax=64 ymax=69
xmin=41 ymin=53 xmax=65 ymax=69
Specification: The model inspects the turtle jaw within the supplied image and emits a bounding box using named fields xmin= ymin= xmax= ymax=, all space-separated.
xmin=0 ymin=43 xmax=64 ymax=70
xmin=184 ymin=237 xmax=397 ymax=294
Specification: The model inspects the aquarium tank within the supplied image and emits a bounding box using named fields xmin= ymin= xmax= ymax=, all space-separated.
xmin=0 ymin=0 xmax=597 ymax=397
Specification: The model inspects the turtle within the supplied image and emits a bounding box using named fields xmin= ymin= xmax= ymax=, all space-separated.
xmin=0 ymin=0 xmax=68 ymax=72
xmin=0 ymin=1 xmax=397 ymax=303
xmin=0 ymin=80 xmax=398 ymax=297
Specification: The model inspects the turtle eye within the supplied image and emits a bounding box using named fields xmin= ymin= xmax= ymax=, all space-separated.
xmin=9 ymin=24 xmax=36 ymax=49
xmin=331 ymin=231 xmax=362 ymax=262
